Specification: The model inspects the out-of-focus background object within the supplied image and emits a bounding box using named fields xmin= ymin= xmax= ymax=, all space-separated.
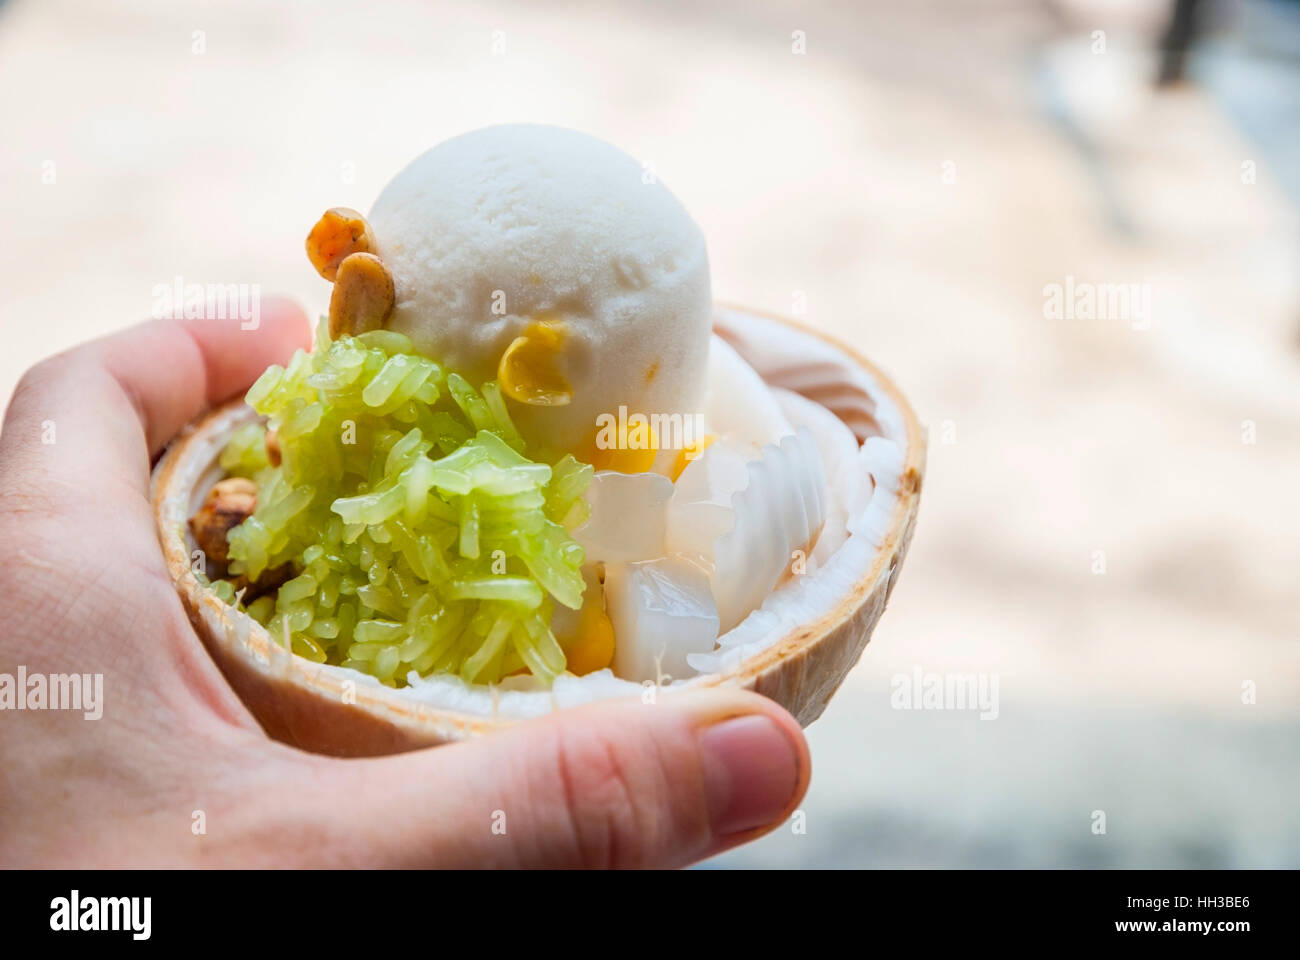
xmin=1 ymin=0 xmax=1296 ymax=867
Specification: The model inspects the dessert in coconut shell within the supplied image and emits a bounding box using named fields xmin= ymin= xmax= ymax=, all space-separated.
xmin=152 ymin=126 xmax=924 ymax=757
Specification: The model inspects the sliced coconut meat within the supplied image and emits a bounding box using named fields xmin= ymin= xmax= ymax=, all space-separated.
xmin=573 ymin=470 xmax=675 ymax=562
xmin=687 ymin=433 xmax=906 ymax=677
xmin=710 ymin=430 xmax=828 ymax=631
xmin=774 ymin=387 xmax=870 ymax=566
xmin=663 ymin=438 xmax=751 ymax=562
xmin=666 ymin=428 xmax=828 ymax=633
xmin=605 ymin=556 xmax=720 ymax=682
xmin=572 ymin=346 xmax=832 ymax=669
xmin=852 ymin=435 xmax=906 ymax=546
xmin=703 ymin=334 xmax=793 ymax=453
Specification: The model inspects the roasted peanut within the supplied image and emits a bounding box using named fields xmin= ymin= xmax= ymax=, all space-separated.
xmin=189 ymin=477 xmax=257 ymax=565
xmin=232 ymin=562 xmax=293 ymax=602
xmin=306 ymin=207 xmax=375 ymax=282
xmin=264 ymin=429 xmax=281 ymax=467
xmin=329 ymin=252 xmax=395 ymax=338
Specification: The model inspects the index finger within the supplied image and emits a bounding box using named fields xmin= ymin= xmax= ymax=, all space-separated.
xmin=0 ymin=298 xmax=312 ymax=499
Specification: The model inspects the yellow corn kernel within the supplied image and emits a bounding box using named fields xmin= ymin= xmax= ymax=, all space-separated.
xmin=498 ymin=320 xmax=572 ymax=406
xmin=564 ymin=600 xmax=615 ymax=676
xmin=588 ymin=418 xmax=658 ymax=474
xmin=670 ymin=433 xmax=716 ymax=481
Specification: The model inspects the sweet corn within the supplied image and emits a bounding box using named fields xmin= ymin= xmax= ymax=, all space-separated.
xmin=498 ymin=320 xmax=572 ymax=406
xmin=588 ymin=419 xmax=658 ymax=474
xmin=562 ymin=594 xmax=615 ymax=676
xmin=670 ymin=432 xmax=716 ymax=481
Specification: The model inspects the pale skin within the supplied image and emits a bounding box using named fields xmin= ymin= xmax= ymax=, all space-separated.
xmin=0 ymin=299 xmax=810 ymax=868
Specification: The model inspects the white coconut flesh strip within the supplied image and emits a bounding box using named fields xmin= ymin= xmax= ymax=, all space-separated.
xmin=773 ymin=387 xmax=871 ymax=566
xmin=667 ymin=430 xmax=828 ymax=633
xmin=605 ymin=557 xmax=719 ymax=682
xmin=663 ymin=438 xmax=749 ymax=559
xmin=712 ymin=307 xmax=905 ymax=441
xmin=153 ymin=308 xmax=918 ymax=738
xmin=572 ymin=471 xmax=675 ymax=562
xmin=687 ymin=429 xmax=906 ymax=677
xmin=702 ymin=334 xmax=793 ymax=452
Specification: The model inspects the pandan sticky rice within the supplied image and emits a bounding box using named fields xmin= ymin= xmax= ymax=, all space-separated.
xmin=210 ymin=319 xmax=594 ymax=687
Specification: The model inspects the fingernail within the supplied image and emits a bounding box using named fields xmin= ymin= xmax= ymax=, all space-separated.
xmin=698 ymin=714 xmax=800 ymax=836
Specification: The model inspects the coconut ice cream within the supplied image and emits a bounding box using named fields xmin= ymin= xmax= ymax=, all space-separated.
xmin=368 ymin=125 xmax=712 ymax=461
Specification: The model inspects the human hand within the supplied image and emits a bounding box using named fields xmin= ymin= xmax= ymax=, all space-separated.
xmin=0 ymin=301 xmax=809 ymax=868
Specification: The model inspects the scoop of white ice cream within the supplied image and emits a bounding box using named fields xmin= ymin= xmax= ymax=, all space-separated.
xmin=368 ymin=124 xmax=712 ymax=460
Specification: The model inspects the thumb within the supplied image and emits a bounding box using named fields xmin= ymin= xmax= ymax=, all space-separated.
xmin=303 ymin=690 xmax=810 ymax=869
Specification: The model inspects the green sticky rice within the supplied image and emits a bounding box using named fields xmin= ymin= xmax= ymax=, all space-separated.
xmin=219 ymin=320 xmax=593 ymax=687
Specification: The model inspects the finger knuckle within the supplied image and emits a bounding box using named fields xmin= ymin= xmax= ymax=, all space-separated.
xmin=12 ymin=351 xmax=80 ymax=405
xmin=551 ymin=725 xmax=660 ymax=869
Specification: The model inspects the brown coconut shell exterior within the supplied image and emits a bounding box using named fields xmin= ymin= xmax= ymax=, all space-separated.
xmin=151 ymin=307 xmax=925 ymax=756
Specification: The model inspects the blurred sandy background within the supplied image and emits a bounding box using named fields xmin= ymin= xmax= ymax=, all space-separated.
xmin=1 ymin=0 xmax=1297 ymax=866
